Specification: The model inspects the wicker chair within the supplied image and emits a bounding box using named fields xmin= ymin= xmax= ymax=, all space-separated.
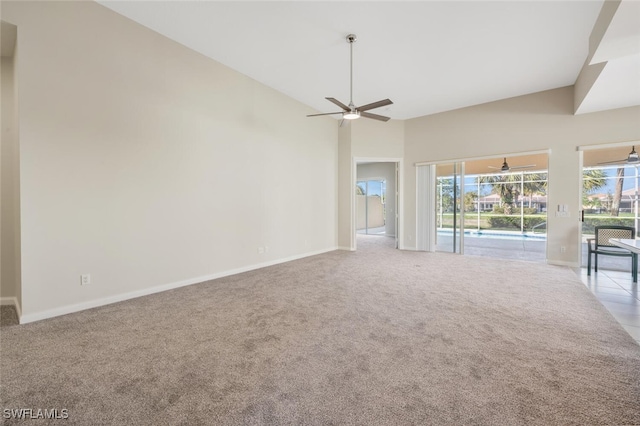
xmin=587 ymin=225 xmax=637 ymax=282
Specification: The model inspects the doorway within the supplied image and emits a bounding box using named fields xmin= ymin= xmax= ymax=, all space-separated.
xmin=354 ymin=160 xmax=400 ymax=249
xmin=581 ymin=144 xmax=639 ymax=272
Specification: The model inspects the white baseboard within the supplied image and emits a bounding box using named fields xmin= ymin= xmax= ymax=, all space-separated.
xmin=0 ymin=296 xmax=22 ymax=319
xmin=547 ymin=259 xmax=580 ymax=268
xmin=19 ymin=246 xmax=339 ymax=324
xmin=338 ymin=246 xmax=355 ymax=251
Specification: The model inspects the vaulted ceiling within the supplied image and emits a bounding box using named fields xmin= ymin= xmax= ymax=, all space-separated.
xmin=98 ymin=1 xmax=639 ymax=120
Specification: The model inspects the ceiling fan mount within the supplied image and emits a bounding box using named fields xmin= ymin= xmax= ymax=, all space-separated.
xmin=307 ymin=33 xmax=393 ymax=124
xmin=489 ymin=157 xmax=536 ymax=173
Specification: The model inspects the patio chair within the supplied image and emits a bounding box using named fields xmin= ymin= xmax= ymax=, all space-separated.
xmin=587 ymin=225 xmax=637 ymax=282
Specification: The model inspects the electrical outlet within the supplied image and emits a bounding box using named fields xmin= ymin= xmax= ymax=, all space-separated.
xmin=257 ymin=247 xmax=264 ymax=254
xmin=81 ymin=274 xmax=91 ymax=285
xmin=560 ymin=246 xmax=566 ymax=253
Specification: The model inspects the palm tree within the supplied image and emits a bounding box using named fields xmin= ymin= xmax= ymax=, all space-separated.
xmin=479 ymin=172 xmax=546 ymax=214
xmin=611 ymin=167 xmax=624 ymax=216
xmin=583 ymin=169 xmax=607 ymax=192
xmin=522 ymin=172 xmax=547 ymax=209
xmin=582 ymin=168 xmax=607 ymax=212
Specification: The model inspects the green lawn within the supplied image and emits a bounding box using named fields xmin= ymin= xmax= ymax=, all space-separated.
xmin=437 ymin=212 xmax=636 ymax=233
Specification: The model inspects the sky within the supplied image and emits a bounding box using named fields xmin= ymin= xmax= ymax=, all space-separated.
xmin=357 ymin=180 xmax=385 ymax=197
xmin=584 ymin=165 xmax=640 ymax=194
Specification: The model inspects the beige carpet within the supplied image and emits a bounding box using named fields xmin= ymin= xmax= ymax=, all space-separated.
xmin=1 ymin=235 xmax=639 ymax=425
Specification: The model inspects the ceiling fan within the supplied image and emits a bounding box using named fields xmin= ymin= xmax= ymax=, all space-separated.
xmin=307 ymin=34 xmax=393 ymax=124
xmin=597 ymin=146 xmax=639 ymax=165
xmin=489 ymin=158 xmax=536 ymax=173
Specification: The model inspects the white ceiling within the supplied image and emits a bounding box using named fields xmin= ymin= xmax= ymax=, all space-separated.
xmin=577 ymin=0 xmax=640 ymax=114
xmin=97 ymin=1 xmax=638 ymax=120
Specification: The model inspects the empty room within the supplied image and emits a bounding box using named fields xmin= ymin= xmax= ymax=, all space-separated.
xmin=1 ymin=1 xmax=639 ymax=424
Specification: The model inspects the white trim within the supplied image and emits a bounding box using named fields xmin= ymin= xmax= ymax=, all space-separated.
xmin=577 ymin=140 xmax=640 ymax=151
xmin=19 ymin=247 xmax=338 ymax=324
xmin=459 ymin=162 xmax=465 ymax=255
xmin=545 ymin=149 xmax=553 ymax=262
xmin=577 ymin=150 xmax=584 ymax=266
xmin=352 ymin=158 xmax=358 ymax=251
xmin=1 ymin=296 xmax=21 ymax=319
xmin=414 ymin=149 xmax=550 ymax=167
xmin=397 ymin=160 xmax=404 ymax=250
xmin=356 ymin=157 xmax=403 ymax=163
xmin=338 ymin=246 xmax=356 ymax=251
xmin=547 ymin=259 xmax=580 ymax=268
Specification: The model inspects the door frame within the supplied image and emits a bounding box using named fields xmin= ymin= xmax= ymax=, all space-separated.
xmin=353 ymin=157 xmax=403 ymax=251
xmin=577 ymin=140 xmax=640 ymax=266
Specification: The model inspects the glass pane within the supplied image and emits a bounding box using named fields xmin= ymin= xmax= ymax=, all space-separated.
xmin=356 ymin=180 xmax=386 ymax=235
xmin=456 ymin=156 xmax=548 ymax=262
xmin=582 ymin=163 xmax=638 ymax=267
xmin=436 ymin=163 xmax=462 ymax=253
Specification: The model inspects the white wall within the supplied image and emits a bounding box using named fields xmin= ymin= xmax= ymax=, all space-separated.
xmin=2 ymin=1 xmax=337 ymax=322
xmin=404 ymin=87 xmax=640 ymax=265
xmin=357 ymin=162 xmax=396 ymax=236
xmin=1 ymin=47 xmax=21 ymax=310
xmin=351 ymin=119 xmax=404 ymax=159
xmin=338 ymin=123 xmax=352 ymax=249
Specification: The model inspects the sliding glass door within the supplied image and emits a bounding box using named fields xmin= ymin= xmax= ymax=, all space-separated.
xmin=356 ymin=179 xmax=386 ymax=235
xmin=435 ymin=162 xmax=463 ymax=253
xmin=420 ymin=153 xmax=548 ymax=261
xmin=581 ymin=145 xmax=639 ymax=271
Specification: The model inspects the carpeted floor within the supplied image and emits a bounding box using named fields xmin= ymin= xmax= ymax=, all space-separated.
xmin=0 ymin=305 xmax=18 ymax=327
xmin=1 ymin=235 xmax=639 ymax=425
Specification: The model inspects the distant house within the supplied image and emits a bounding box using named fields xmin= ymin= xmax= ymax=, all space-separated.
xmin=475 ymin=194 xmax=547 ymax=213
xmin=585 ymin=188 xmax=639 ymax=213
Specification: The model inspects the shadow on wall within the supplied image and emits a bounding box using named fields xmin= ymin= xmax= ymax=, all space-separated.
xmin=356 ymin=195 xmax=385 ymax=230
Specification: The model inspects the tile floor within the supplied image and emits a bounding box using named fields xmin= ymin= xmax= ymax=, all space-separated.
xmin=574 ymin=267 xmax=640 ymax=346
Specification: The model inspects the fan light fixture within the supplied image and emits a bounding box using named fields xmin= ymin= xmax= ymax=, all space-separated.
xmin=306 ymin=34 xmax=393 ymax=123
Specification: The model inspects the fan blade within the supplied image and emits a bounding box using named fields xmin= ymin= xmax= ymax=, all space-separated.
xmin=598 ymin=158 xmax=629 ymax=165
xmin=307 ymin=111 xmax=344 ymax=117
xmin=360 ymin=111 xmax=390 ymax=122
xmin=325 ymin=97 xmax=350 ymax=111
xmin=510 ymin=165 xmax=536 ymax=170
xmin=488 ymin=166 xmax=500 ymax=169
xmin=357 ymin=99 xmax=393 ymax=112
